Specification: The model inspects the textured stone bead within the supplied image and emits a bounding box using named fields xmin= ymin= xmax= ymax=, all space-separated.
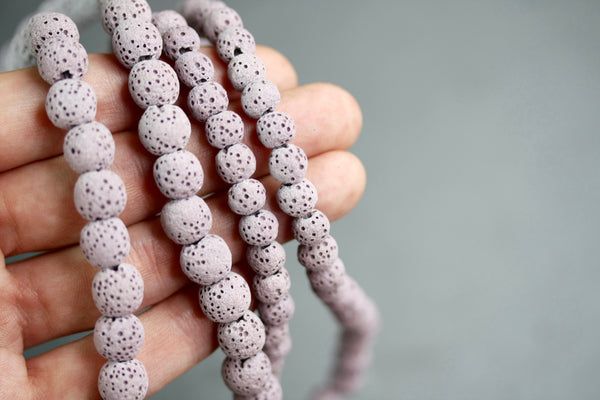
xmin=199 ymin=272 xmax=251 ymax=323
xmin=276 ymin=178 xmax=318 ymax=218
xmin=263 ymin=328 xmax=292 ymax=359
xmin=291 ymin=209 xmax=331 ymax=245
xmin=28 ymin=12 xmax=79 ymax=55
xmin=36 ymin=38 xmax=88 ymax=84
xmin=160 ymin=196 xmax=212 ymax=245
xmin=162 ymin=25 xmax=201 ymax=60
xmin=187 ymin=81 xmax=228 ymax=121
xmin=45 ymin=78 xmax=97 ymax=130
xmin=222 ymin=351 xmax=271 ymax=396
xmin=297 ymin=235 xmax=339 ymax=272
xmin=204 ymin=7 xmax=243 ymax=44
xmin=174 ymin=50 xmax=215 ymax=88
xmin=241 ymin=80 xmax=281 ymax=119
xmin=239 ymin=210 xmax=279 ymax=247
xmin=112 ymin=21 xmax=162 ymax=69
xmin=253 ymin=267 xmax=291 ymax=305
xmin=92 ymin=263 xmax=144 ymax=317
xmin=129 ymin=59 xmax=179 ymax=109
xmin=138 ymin=104 xmax=191 ymax=156
xmin=180 ymin=0 xmax=225 ymax=32
xmin=233 ymin=374 xmax=282 ymax=400
xmin=80 ymin=217 xmax=130 ymax=269
xmin=269 ymin=144 xmax=307 ymax=184
xmin=74 ymin=170 xmax=127 ymax=221
xmin=257 ymin=294 xmax=295 ymax=326
xmin=256 ymin=112 xmax=295 ymax=148
xmin=152 ymin=10 xmax=187 ymax=35
xmin=263 ymin=323 xmax=290 ymax=354
xmin=205 ymin=110 xmax=244 ymax=149
xmin=228 ymin=53 xmax=266 ymax=92
xmin=218 ymin=310 xmax=265 ymax=359
xmin=101 ymin=0 xmax=152 ymax=35
xmin=94 ymin=314 xmax=144 ymax=362
xmin=228 ymin=178 xmax=266 ymax=216
xmin=217 ymin=27 xmax=255 ymax=62
xmin=246 ymin=242 xmax=286 ymax=276
xmin=63 ymin=121 xmax=115 ymax=174
xmin=153 ymin=150 xmax=204 ymax=199
xmin=216 ymin=143 xmax=256 ymax=184
xmin=307 ymin=258 xmax=346 ymax=293
xmin=98 ymin=359 xmax=148 ymax=400
xmin=180 ymin=234 xmax=232 ymax=285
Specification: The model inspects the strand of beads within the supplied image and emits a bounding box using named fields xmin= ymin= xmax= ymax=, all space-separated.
xmin=27 ymin=12 xmax=148 ymax=400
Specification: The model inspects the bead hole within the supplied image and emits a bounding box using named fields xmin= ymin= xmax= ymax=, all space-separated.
xmin=179 ymin=47 xmax=193 ymax=55
xmin=138 ymin=54 xmax=154 ymax=61
xmin=61 ymin=70 xmax=73 ymax=79
xmin=234 ymin=47 xmax=243 ymax=56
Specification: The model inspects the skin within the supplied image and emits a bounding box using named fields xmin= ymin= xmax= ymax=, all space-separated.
xmin=0 ymin=45 xmax=366 ymax=399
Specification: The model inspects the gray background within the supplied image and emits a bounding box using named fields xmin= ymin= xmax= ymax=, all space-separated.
xmin=3 ymin=0 xmax=600 ymax=399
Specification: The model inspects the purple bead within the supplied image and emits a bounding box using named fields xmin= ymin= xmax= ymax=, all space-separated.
xmin=36 ymin=38 xmax=88 ymax=84
xmin=74 ymin=170 xmax=127 ymax=221
xmin=233 ymin=374 xmax=282 ymax=400
xmin=129 ymin=59 xmax=180 ymax=109
xmin=253 ymin=267 xmax=291 ymax=305
xmin=138 ymin=105 xmax=191 ymax=156
xmin=112 ymin=21 xmax=162 ymax=69
xmin=205 ymin=110 xmax=244 ymax=149
xmin=215 ymin=143 xmax=256 ymax=184
xmin=307 ymin=257 xmax=345 ymax=294
xmin=180 ymin=0 xmax=225 ymax=32
xmin=239 ymin=210 xmax=279 ymax=247
xmin=45 ymin=78 xmax=97 ymax=130
xmin=153 ymin=150 xmax=204 ymax=199
xmin=276 ymin=178 xmax=318 ymax=218
xmin=80 ymin=217 xmax=130 ymax=269
xmin=187 ymin=81 xmax=228 ymax=122
xmin=180 ymin=234 xmax=232 ymax=285
xmin=94 ymin=314 xmax=144 ymax=362
xmin=297 ymin=235 xmax=339 ymax=272
xmin=222 ymin=351 xmax=271 ymax=396
xmin=204 ymin=7 xmax=243 ymax=44
xmin=247 ymin=242 xmax=286 ymax=277
xmin=263 ymin=323 xmax=291 ymax=356
xmin=217 ymin=27 xmax=255 ymax=63
xmin=256 ymin=112 xmax=295 ymax=148
xmin=218 ymin=310 xmax=265 ymax=359
xmin=63 ymin=121 xmax=115 ymax=174
xmin=162 ymin=25 xmax=201 ymax=61
xmin=174 ymin=50 xmax=215 ymax=88
xmin=291 ymin=209 xmax=331 ymax=245
xmin=263 ymin=328 xmax=292 ymax=360
xmin=28 ymin=12 xmax=79 ymax=55
xmin=98 ymin=359 xmax=148 ymax=400
xmin=242 ymin=80 xmax=281 ymax=119
xmin=268 ymin=144 xmax=307 ymax=184
xmin=92 ymin=263 xmax=144 ymax=317
xmin=199 ymin=272 xmax=251 ymax=323
xmin=152 ymin=10 xmax=187 ymax=35
xmin=160 ymin=196 xmax=212 ymax=245
xmin=228 ymin=179 xmax=266 ymax=216
xmin=228 ymin=53 xmax=266 ymax=92
xmin=101 ymin=0 xmax=152 ymax=35
xmin=258 ymin=294 xmax=295 ymax=326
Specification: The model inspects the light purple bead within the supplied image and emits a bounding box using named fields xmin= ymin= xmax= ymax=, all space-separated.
xmin=199 ymin=272 xmax=251 ymax=323
xmin=112 ymin=21 xmax=162 ymax=69
xmin=218 ymin=310 xmax=265 ymax=359
xmin=242 ymin=80 xmax=281 ymax=119
xmin=36 ymin=38 xmax=88 ymax=84
xmin=258 ymin=294 xmax=295 ymax=326
xmin=228 ymin=179 xmax=266 ymax=216
xmin=98 ymin=359 xmax=148 ymax=400
xmin=80 ymin=217 xmax=130 ymax=269
xmin=92 ymin=263 xmax=144 ymax=317
xmin=74 ymin=170 xmax=127 ymax=221
xmin=28 ymin=12 xmax=79 ymax=55
xmin=45 ymin=79 xmax=97 ymax=130
xmin=160 ymin=196 xmax=212 ymax=245
xmin=205 ymin=110 xmax=244 ymax=149
xmin=247 ymin=242 xmax=286 ymax=276
xmin=153 ymin=150 xmax=204 ymax=199
xmin=129 ymin=59 xmax=180 ymax=109
xmin=269 ymin=144 xmax=307 ymax=184
xmin=276 ymin=178 xmax=318 ymax=218
xmin=138 ymin=105 xmax=191 ymax=156
xmin=180 ymin=0 xmax=225 ymax=32
xmin=101 ymin=0 xmax=152 ymax=35
xmin=204 ymin=7 xmax=243 ymax=44
xmin=217 ymin=27 xmax=255 ymax=63
xmin=187 ymin=81 xmax=228 ymax=122
xmin=94 ymin=314 xmax=144 ymax=362
xmin=291 ymin=209 xmax=331 ymax=245
xmin=263 ymin=328 xmax=292 ymax=360
xmin=216 ymin=143 xmax=256 ymax=184
xmin=63 ymin=121 xmax=115 ymax=174
xmin=180 ymin=234 xmax=232 ymax=285
xmin=253 ymin=267 xmax=291 ymax=305
xmin=256 ymin=112 xmax=295 ymax=148
xmin=162 ymin=25 xmax=201 ymax=61
xmin=228 ymin=53 xmax=266 ymax=92
xmin=152 ymin=10 xmax=187 ymax=35
xmin=239 ymin=210 xmax=279 ymax=247
xmin=263 ymin=323 xmax=290 ymax=355
xmin=222 ymin=351 xmax=271 ymax=396
xmin=297 ymin=235 xmax=339 ymax=272
xmin=233 ymin=374 xmax=282 ymax=400
xmin=174 ymin=50 xmax=215 ymax=88
xmin=307 ymin=257 xmax=346 ymax=294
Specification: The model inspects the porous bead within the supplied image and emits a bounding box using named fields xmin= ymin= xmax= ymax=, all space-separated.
xmin=216 ymin=143 xmax=256 ymax=184
xmin=205 ymin=110 xmax=244 ymax=149
xmin=101 ymin=0 xmax=152 ymax=35
xmin=180 ymin=0 xmax=225 ymax=32
xmin=174 ymin=50 xmax=215 ymax=87
xmin=153 ymin=150 xmax=204 ymax=199
xmin=228 ymin=179 xmax=266 ymax=216
xmin=269 ymin=144 xmax=307 ymax=184
xmin=74 ymin=170 xmax=127 ymax=221
xmin=199 ymin=272 xmax=251 ymax=323
xmin=239 ymin=210 xmax=279 ymax=247
xmin=257 ymin=294 xmax=295 ymax=326
xmin=228 ymin=53 xmax=266 ymax=92
xmin=241 ymin=80 xmax=281 ymax=119
xmin=80 ymin=217 xmax=130 ymax=269
xmin=138 ymin=105 xmax=191 ymax=156
xmin=204 ymin=7 xmax=243 ymax=44
xmin=63 ymin=121 xmax=115 ymax=174
xmin=233 ymin=374 xmax=283 ymax=400
xmin=276 ymin=178 xmax=318 ymax=218
xmin=263 ymin=323 xmax=290 ymax=354
xmin=94 ymin=314 xmax=144 ymax=362
xmin=162 ymin=25 xmax=201 ymax=60
xmin=37 ymin=38 xmax=88 ymax=84
xmin=222 ymin=351 xmax=271 ymax=396
xmin=297 ymin=235 xmax=339 ymax=272
xmin=28 ymin=12 xmax=79 ymax=55
xmin=291 ymin=209 xmax=331 ymax=245
xmin=160 ymin=196 xmax=212 ymax=245
xmin=217 ymin=27 xmax=255 ymax=63
xmin=217 ymin=310 xmax=265 ymax=359
xmin=152 ymin=10 xmax=187 ymax=35
xmin=129 ymin=59 xmax=179 ymax=109
xmin=247 ymin=242 xmax=286 ymax=276
xmin=256 ymin=112 xmax=295 ymax=148
xmin=187 ymin=81 xmax=228 ymax=121
xmin=98 ymin=359 xmax=148 ymax=400
xmin=180 ymin=234 xmax=232 ymax=285
xmin=263 ymin=328 xmax=292 ymax=359
xmin=253 ymin=267 xmax=291 ymax=305
xmin=92 ymin=263 xmax=144 ymax=317
xmin=307 ymin=258 xmax=346 ymax=293
xmin=45 ymin=79 xmax=97 ymax=130
xmin=112 ymin=21 xmax=162 ymax=69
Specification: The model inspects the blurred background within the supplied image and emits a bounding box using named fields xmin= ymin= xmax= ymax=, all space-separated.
xmin=3 ymin=0 xmax=600 ymax=398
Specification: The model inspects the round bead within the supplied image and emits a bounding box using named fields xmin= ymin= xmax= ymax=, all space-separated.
xmin=222 ymin=351 xmax=271 ymax=396
xmin=153 ymin=150 xmax=204 ymax=199
xmin=199 ymin=272 xmax=251 ymax=323
xmin=180 ymin=234 xmax=232 ymax=285
xmin=162 ymin=25 xmax=201 ymax=60
xmin=98 ymin=359 xmax=148 ymax=400
xmin=28 ymin=12 xmax=79 ymax=55
xmin=36 ymin=38 xmax=88 ymax=84
xmin=128 ymin=59 xmax=179 ymax=109
xmin=151 ymin=10 xmax=187 ymax=35
xmin=94 ymin=314 xmax=144 ymax=362
xmin=217 ymin=27 xmax=255 ymax=63
xmin=74 ymin=170 xmax=127 ymax=221
xmin=204 ymin=7 xmax=243 ymax=44
xmin=80 ymin=217 xmax=130 ymax=269
xmin=45 ymin=78 xmax=97 ymax=130
xmin=228 ymin=53 xmax=266 ymax=92
xmin=241 ymin=80 xmax=281 ymax=119
xmin=256 ymin=112 xmax=295 ymax=148
xmin=263 ymin=328 xmax=292 ymax=359
xmin=253 ymin=267 xmax=291 ymax=305
xmin=138 ymin=105 xmax=191 ymax=156
xmin=291 ymin=209 xmax=331 ymax=245
xmin=228 ymin=179 xmax=266 ymax=216
xmin=63 ymin=121 xmax=115 ymax=174
xmin=216 ymin=143 xmax=256 ymax=184
xmin=187 ymin=81 xmax=228 ymax=121
xmin=268 ymin=144 xmax=307 ymax=184
xmin=112 ymin=21 xmax=162 ymax=69
xmin=92 ymin=263 xmax=144 ymax=317
xmin=233 ymin=374 xmax=282 ymax=400
xmin=246 ymin=242 xmax=286 ymax=276
xmin=257 ymin=294 xmax=295 ymax=326
xmin=101 ymin=0 xmax=152 ymax=35
xmin=307 ymin=258 xmax=346 ymax=293
xmin=239 ymin=210 xmax=279 ymax=247
xmin=263 ymin=323 xmax=290 ymax=354
xmin=180 ymin=0 xmax=225 ymax=32
xmin=174 ymin=51 xmax=215 ymax=88
xmin=297 ymin=235 xmax=339 ymax=272
xmin=205 ymin=110 xmax=244 ymax=149
xmin=276 ymin=178 xmax=318 ymax=218
xmin=160 ymin=196 xmax=212 ymax=245
xmin=217 ymin=310 xmax=265 ymax=359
